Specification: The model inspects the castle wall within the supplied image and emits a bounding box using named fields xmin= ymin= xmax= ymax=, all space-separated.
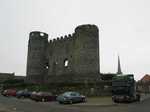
xmin=73 ymin=25 xmax=99 ymax=75
xmin=47 ymin=24 xmax=100 ymax=83
xmin=0 ymin=73 xmax=14 ymax=83
xmin=26 ymin=31 xmax=48 ymax=84
xmin=48 ymin=35 xmax=75 ymax=77
xmin=26 ymin=24 xmax=100 ymax=84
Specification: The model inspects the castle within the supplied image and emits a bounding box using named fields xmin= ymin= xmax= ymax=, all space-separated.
xmin=26 ymin=24 xmax=100 ymax=84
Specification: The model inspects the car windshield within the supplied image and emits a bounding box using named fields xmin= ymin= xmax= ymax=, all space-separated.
xmin=70 ymin=92 xmax=80 ymax=96
xmin=62 ymin=92 xmax=80 ymax=97
xmin=62 ymin=92 xmax=71 ymax=97
xmin=18 ymin=91 xmax=23 ymax=93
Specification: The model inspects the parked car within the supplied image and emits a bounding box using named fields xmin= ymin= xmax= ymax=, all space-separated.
xmin=2 ymin=89 xmax=17 ymax=97
xmin=56 ymin=91 xmax=86 ymax=104
xmin=16 ymin=90 xmax=31 ymax=98
xmin=30 ymin=92 xmax=57 ymax=102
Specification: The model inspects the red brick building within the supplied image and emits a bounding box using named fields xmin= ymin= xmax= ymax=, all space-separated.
xmin=140 ymin=74 xmax=150 ymax=83
xmin=137 ymin=74 xmax=150 ymax=93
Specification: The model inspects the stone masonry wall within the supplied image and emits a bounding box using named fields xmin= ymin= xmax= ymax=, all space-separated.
xmin=26 ymin=31 xmax=48 ymax=84
xmin=47 ymin=24 xmax=100 ymax=83
xmin=27 ymin=24 xmax=100 ymax=84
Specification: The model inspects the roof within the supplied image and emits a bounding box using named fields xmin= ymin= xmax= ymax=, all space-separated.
xmin=0 ymin=72 xmax=14 ymax=76
xmin=112 ymin=74 xmax=134 ymax=81
xmin=140 ymin=74 xmax=150 ymax=83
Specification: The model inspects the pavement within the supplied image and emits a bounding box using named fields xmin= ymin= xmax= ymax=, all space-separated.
xmin=74 ymin=93 xmax=150 ymax=106
xmin=0 ymin=104 xmax=13 ymax=112
xmin=74 ymin=96 xmax=116 ymax=106
xmin=141 ymin=93 xmax=150 ymax=101
xmin=0 ymin=94 xmax=150 ymax=112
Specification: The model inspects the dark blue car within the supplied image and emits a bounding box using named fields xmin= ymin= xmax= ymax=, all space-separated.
xmin=16 ymin=90 xmax=31 ymax=98
xmin=57 ymin=91 xmax=86 ymax=104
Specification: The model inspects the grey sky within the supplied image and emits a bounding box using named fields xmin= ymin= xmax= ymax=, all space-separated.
xmin=0 ymin=0 xmax=150 ymax=80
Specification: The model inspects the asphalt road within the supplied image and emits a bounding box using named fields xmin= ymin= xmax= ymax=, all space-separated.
xmin=0 ymin=95 xmax=150 ymax=112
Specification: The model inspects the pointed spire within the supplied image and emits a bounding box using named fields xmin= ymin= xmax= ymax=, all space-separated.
xmin=117 ymin=55 xmax=122 ymax=74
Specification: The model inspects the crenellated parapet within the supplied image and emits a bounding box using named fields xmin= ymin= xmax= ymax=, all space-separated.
xmin=27 ymin=24 xmax=100 ymax=85
xmin=48 ymin=24 xmax=98 ymax=45
xmin=48 ymin=33 xmax=75 ymax=46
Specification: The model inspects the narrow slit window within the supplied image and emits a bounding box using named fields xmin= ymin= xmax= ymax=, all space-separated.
xmin=64 ymin=59 xmax=69 ymax=67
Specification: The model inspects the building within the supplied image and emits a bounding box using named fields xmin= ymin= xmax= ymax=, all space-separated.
xmin=140 ymin=74 xmax=150 ymax=83
xmin=26 ymin=24 xmax=100 ymax=84
xmin=14 ymin=76 xmax=25 ymax=81
xmin=137 ymin=74 xmax=150 ymax=93
xmin=0 ymin=72 xmax=14 ymax=83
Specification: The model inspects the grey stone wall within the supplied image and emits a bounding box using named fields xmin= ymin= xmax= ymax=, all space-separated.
xmin=26 ymin=31 xmax=48 ymax=84
xmin=47 ymin=24 xmax=100 ymax=83
xmin=74 ymin=25 xmax=99 ymax=75
xmin=0 ymin=73 xmax=14 ymax=83
xmin=47 ymin=81 xmax=112 ymax=96
xmin=47 ymin=34 xmax=75 ymax=77
xmin=27 ymin=24 xmax=100 ymax=84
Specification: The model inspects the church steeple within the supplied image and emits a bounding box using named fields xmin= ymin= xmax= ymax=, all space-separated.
xmin=117 ymin=55 xmax=122 ymax=74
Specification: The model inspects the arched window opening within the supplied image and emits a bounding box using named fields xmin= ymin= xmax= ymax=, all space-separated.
xmin=64 ymin=59 xmax=69 ymax=67
xmin=46 ymin=66 xmax=49 ymax=69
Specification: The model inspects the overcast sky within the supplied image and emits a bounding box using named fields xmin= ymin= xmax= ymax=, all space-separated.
xmin=0 ymin=0 xmax=150 ymax=80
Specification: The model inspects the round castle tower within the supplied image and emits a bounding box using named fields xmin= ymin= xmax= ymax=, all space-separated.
xmin=74 ymin=24 xmax=100 ymax=75
xmin=26 ymin=31 xmax=48 ymax=84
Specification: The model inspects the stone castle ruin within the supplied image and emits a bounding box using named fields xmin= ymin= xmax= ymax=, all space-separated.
xmin=26 ymin=24 xmax=100 ymax=84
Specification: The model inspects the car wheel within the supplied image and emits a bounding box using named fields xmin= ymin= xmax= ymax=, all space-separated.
xmin=59 ymin=101 xmax=63 ymax=104
xmin=136 ymin=94 xmax=141 ymax=102
xmin=17 ymin=96 xmax=20 ymax=99
xmin=69 ymin=100 xmax=73 ymax=104
xmin=82 ymin=98 xmax=86 ymax=103
xmin=35 ymin=100 xmax=39 ymax=102
xmin=113 ymin=99 xmax=119 ymax=103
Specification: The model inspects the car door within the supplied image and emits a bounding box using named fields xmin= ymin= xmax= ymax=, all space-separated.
xmin=70 ymin=92 xmax=81 ymax=103
xmin=75 ymin=92 xmax=82 ymax=102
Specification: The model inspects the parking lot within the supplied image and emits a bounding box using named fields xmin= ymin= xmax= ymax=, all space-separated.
xmin=0 ymin=94 xmax=150 ymax=112
xmin=0 ymin=95 xmax=117 ymax=112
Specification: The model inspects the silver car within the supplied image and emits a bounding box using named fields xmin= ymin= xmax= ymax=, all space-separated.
xmin=57 ymin=91 xmax=86 ymax=104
